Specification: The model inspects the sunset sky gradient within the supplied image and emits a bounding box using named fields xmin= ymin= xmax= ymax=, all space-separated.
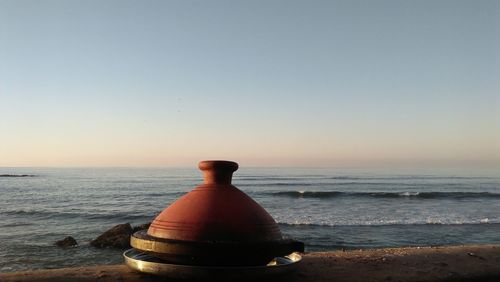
xmin=1 ymin=0 xmax=499 ymax=167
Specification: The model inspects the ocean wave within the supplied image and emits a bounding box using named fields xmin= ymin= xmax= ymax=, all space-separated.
xmin=327 ymin=176 xmax=496 ymax=180
xmin=278 ymin=220 xmax=499 ymax=228
xmin=243 ymin=182 xmax=423 ymax=187
xmin=0 ymin=222 xmax=35 ymax=228
xmin=3 ymin=209 xmax=152 ymax=221
xmin=143 ymin=191 xmax=186 ymax=197
xmin=244 ymin=182 xmax=477 ymax=188
xmin=268 ymin=191 xmax=500 ymax=199
xmin=236 ymin=175 xmax=496 ymax=181
xmin=236 ymin=177 xmax=312 ymax=181
xmin=0 ymin=174 xmax=36 ymax=177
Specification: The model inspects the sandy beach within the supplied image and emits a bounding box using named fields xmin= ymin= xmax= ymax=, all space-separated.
xmin=2 ymin=244 xmax=499 ymax=282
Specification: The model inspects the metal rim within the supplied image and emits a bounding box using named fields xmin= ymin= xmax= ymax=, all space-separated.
xmin=123 ymin=249 xmax=302 ymax=279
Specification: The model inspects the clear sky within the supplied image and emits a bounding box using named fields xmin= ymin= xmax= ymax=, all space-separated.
xmin=1 ymin=0 xmax=499 ymax=167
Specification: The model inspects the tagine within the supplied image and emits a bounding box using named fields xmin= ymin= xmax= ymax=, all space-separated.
xmin=126 ymin=160 xmax=304 ymax=275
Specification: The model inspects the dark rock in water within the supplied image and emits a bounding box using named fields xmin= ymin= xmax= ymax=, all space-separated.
xmin=90 ymin=223 xmax=133 ymax=248
xmin=132 ymin=222 xmax=151 ymax=233
xmin=0 ymin=174 xmax=35 ymax=177
xmin=55 ymin=236 xmax=78 ymax=248
xmin=90 ymin=222 xmax=151 ymax=249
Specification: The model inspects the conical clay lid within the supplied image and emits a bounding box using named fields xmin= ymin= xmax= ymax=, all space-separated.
xmin=147 ymin=160 xmax=282 ymax=243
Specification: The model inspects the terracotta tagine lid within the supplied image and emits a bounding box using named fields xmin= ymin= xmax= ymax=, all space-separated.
xmin=130 ymin=160 xmax=304 ymax=266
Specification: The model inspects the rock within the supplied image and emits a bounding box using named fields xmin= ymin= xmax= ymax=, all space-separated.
xmin=55 ymin=236 xmax=78 ymax=248
xmin=90 ymin=223 xmax=133 ymax=248
xmin=132 ymin=222 xmax=151 ymax=233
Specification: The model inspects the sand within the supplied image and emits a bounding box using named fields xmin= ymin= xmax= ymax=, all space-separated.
xmin=2 ymin=244 xmax=499 ymax=282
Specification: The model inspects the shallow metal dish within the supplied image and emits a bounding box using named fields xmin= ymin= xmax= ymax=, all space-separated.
xmin=123 ymin=248 xmax=302 ymax=279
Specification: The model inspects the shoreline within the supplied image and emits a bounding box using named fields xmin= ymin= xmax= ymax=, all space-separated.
xmin=2 ymin=244 xmax=499 ymax=281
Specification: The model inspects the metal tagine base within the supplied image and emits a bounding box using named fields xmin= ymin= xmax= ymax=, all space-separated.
xmin=130 ymin=230 xmax=303 ymax=266
xmin=123 ymin=249 xmax=302 ymax=279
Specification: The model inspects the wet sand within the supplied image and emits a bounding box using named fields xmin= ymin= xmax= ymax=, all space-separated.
xmin=2 ymin=244 xmax=499 ymax=282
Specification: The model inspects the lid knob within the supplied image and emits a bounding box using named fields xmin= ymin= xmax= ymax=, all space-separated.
xmin=198 ymin=160 xmax=239 ymax=185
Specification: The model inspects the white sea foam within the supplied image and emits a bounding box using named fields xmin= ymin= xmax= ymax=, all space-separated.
xmin=399 ymin=192 xmax=420 ymax=196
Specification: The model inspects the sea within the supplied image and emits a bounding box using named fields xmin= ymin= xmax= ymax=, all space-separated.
xmin=1 ymin=166 xmax=500 ymax=272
